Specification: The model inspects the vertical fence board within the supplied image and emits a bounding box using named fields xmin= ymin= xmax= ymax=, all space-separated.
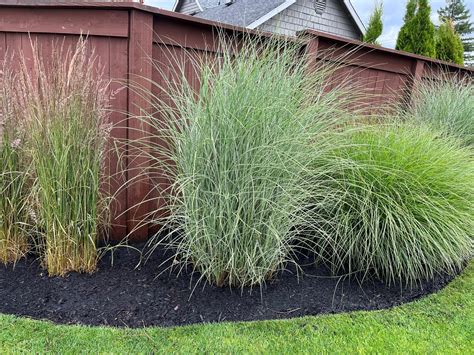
xmin=0 ymin=32 xmax=5 ymax=58
xmin=407 ymin=59 xmax=426 ymax=104
xmin=107 ymin=37 xmax=129 ymax=238
xmin=126 ymin=9 xmax=154 ymax=241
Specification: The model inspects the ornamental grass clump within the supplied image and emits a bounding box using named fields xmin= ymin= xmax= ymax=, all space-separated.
xmin=311 ymin=124 xmax=473 ymax=285
xmin=139 ymin=37 xmax=358 ymax=288
xmin=18 ymin=39 xmax=111 ymax=276
xmin=0 ymin=59 xmax=31 ymax=264
xmin=408 ymin=75 xmax=473 ymax=145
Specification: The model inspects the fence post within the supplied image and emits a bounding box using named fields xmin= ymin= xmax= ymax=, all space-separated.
xmin=305 ymin=36 xmax=320 ymax=72
xmin=127 ymin=9 xmax=154 ymax=241
xmin=406 ymin=59 xmax=425 ymax=106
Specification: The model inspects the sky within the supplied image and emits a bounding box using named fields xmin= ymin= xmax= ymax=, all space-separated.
xmin=145 ymin=0 xmax=474 ymax=49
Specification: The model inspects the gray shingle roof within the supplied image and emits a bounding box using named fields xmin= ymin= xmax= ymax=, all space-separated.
xmin=199 ymin=0 xmax=221 ymax=8
xmin=195 ymin=0 xmax=286 ymax=27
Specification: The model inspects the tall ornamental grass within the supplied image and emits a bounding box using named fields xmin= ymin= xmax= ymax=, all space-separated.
xmin=0 ymin=60 xmax=31 ymax=264
xmin=17 ymin=39 xmax=111 ymax=276
xmin=311 ymin=123 xmax=473 ymax=285
xmin=138 ymin=37 xmax=360 ymax=288
xmin=408 ymin=75 xmax=473 ymax=145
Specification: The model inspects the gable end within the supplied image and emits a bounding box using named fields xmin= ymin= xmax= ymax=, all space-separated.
xmin=174 ymin=0 xmax=203 ymax=15
xmin=257 ymin=0 xmax=363 ymax=40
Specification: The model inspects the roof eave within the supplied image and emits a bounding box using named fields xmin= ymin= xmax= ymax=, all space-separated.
xmin=173 ymin=0 xmax=203 ymax=12
xmin=172 ymin=0 xmax=180 ymax=11
xmin=341 ymin=0 xmax=366 ymax=36
xmin=247 ymin=0 xmax=296 ymax=29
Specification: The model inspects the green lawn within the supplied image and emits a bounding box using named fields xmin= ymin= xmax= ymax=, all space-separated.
xmin=0 ymin=263 xmax=472 ymax=354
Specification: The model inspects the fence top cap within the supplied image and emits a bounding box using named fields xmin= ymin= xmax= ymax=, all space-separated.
xmin=300 ymin=29 xmax=472 ymax=72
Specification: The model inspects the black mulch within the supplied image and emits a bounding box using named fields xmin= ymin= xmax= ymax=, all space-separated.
xmin=0 ymin=246 xmax=460 ymax=328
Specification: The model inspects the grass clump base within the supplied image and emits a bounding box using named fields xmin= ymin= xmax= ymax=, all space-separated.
xmin=0 ymin=138 xmax=30 ymax=265
xmin=0 ymin=140 xmax=29 ymax=264
xmin=311 ymin=123 xmax=473 ymax=285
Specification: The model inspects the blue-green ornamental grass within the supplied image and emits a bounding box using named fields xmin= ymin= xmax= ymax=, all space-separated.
xmin=134 ymin=35 xmax=473 ymax=288
xmin=409 ymin=75 xmax=474 ymax=145
xmin=311 ymin=123 xmax=473 ymax=285
xmin=136 ymin=37 xmax=360 ymax=288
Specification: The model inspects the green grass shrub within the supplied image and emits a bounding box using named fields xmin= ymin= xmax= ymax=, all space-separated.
xmin=310 ymin=123 xmax=473 ymax=284
xmin=409 ymin=75 xmax=473 ymax=145
xmin=17 ymin=39 xmax=111 ymax=276
xmin=0 ymin=58 xmax=31 ymax=264
xmin=139 ymin=37 xmax=358 ymax=288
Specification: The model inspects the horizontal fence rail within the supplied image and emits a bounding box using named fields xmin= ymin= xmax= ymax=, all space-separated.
xmin=0 ymin=2 xmax=472 ymax=241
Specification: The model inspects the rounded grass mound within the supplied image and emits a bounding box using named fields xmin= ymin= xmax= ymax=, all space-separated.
xmin=409 ymin=76 xmax=474 ymax=146
xmin=312 ymin=124 xmax=474 ymax=285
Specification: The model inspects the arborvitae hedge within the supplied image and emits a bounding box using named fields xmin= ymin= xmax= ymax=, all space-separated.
xmin=363 ymin=3 xmax=383 ymax=45
xmin=396 ymin=0 xmax=436 ymax=58
xmin=436 ymin=20 xmax=464 ymax=65
xmin=396 ymin=0 xmax=417 ymax=52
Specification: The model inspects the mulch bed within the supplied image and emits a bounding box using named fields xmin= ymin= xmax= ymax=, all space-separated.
xmin=0 ymin=245 xmax=459 ymax=328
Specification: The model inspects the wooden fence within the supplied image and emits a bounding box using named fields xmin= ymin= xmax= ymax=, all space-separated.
xmin=0 ymin=2 xmax=472 ymax=241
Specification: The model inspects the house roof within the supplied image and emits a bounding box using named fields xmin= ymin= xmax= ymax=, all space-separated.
xmin=173 ymin=0 xmax=365 ymax=35
xmin=195 ymin=0 xmax=288 ymax=28
xmin=341 ymin=0 xmax=365 ymax=35
xmin=173 ymin=0 xmax=220 ymax=12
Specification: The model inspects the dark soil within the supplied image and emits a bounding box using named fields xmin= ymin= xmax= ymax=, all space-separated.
xmin=0 ymin=246 xmax=460 ymax=328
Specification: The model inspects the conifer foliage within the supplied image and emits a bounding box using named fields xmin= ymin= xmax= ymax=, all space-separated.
xmin=363 ymin=2 xmax=383 ymax=45
xmin=438 ymin=0 xmax=473 ymax=64
xmin=436 ymin=19 xmax=465 ymax=65
xmin=396 ymin=0 xmax=436 ymax=58
xmin=396 ymin=0 xmax=417 ymax=52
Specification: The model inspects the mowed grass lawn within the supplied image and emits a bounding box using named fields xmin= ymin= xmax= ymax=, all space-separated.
xmin=0 ymin=262 xmax=472 ymax=354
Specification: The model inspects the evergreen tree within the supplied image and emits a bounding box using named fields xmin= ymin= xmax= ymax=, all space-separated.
xmin=436 ymin=19 xmax=464 ymax=64
xmin=413 ymin=0 xmax=437 ymax=57
xmin=438 ymin=0 xmax=473 ymax=63
xmin=363 ymin=2 xmax=383 ymax=45
xmin=396 ymin=0 xmax=436 ymax=58
xmin=396 ymin=0 xmax=419 ymax=53
xmin=404 ymin=0 xmax=418 ymax=22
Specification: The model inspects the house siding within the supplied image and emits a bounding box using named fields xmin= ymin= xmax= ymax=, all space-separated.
xmin=258 ymin=0 xmax=361 ymax=39
xmin=177 ymin=0 xmax=201 ymax=15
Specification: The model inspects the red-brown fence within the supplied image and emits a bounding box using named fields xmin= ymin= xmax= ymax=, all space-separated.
xmin=1 ymin=2 xmax=472 ymax=242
